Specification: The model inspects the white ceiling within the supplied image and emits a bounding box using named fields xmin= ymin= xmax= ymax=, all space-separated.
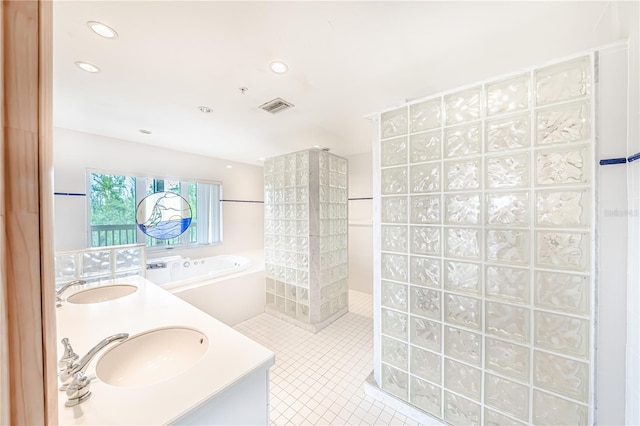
xmin=53 ymin=1 xmax=624 ymax=165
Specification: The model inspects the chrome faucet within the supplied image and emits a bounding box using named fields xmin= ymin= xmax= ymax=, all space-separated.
xmin=58 ymin=333 xmax=129 ymax=406
xmin=56 ymin=279 xmax=87 ymax=306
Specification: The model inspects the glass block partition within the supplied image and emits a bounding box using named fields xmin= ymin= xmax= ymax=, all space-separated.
xmin=375 ymin=55 xmax=594 ymax=425
xmin=264 ymin=150 xmax=349 ymax=332
xmin=54 ymin=244 xmax=146 ymax=286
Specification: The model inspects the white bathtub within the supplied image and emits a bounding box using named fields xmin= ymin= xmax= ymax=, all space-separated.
xmin=145 ymin=250 xmax=265 ymax=326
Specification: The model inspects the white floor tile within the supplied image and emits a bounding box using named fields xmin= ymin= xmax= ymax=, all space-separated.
xmin=236 ymin=290 xmax=416 ymax=426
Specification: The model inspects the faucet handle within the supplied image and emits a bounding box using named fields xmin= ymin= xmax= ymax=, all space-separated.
xmin=59 ymin=338 xmax=79 ymax=369
xmin=65 ymin=372 xmax=92 ymax=407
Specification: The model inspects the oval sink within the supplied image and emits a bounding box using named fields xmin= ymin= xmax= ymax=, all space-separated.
xmin=67 ymin=284 xmax=138 ymax=304
xmin=96 ymin=327 xmax=209 ymax=387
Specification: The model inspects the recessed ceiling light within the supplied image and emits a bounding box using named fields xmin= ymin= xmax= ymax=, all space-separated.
xmin=269 ymin=61 xmax=288 ymax=74
xmin=139 ymin=129 xmax=152 ymax=134
xmin=75 ymin=61 xmax=100 ymax=73
xmin=226 ymin=165 xmax=233 ymax=169
xmin=198 ymin=106 xmax=213 ymax=113
xmin=87 ymin=21 xmax=118 ymax=39
xmin=258 ymin=157 xmax=266 ymax=162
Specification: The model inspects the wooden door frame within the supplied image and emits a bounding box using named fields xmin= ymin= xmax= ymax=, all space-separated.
xmin=1 ymin=0 xmax=56 ymax=424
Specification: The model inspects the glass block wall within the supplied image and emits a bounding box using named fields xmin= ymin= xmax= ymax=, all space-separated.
xmin=375 ymin=55 xmax=594 ymax=424
xmin=54 ymin=243 xmax=146 ymax=286
xmin=264 ymin=150 xmax=349 ymax=332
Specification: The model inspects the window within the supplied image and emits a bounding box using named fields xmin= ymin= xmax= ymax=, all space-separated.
xmin=88 ymin=172 xmax=221 ymax=249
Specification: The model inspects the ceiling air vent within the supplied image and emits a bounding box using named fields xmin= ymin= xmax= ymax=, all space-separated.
xmin=259 ymin=97 xmax=294 ymax=114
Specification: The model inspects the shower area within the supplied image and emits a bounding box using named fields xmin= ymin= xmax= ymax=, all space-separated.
xmin=371 ymin=44 xmax=631 ymax=425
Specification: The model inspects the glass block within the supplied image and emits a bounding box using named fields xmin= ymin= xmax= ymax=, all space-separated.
xmin=297 ymin=286 xmax=309 ymax=303
xmin=533 ymin=390 xmax=588 ymax=426
xmin=486 ymin=266 xmax=529 ymax=304
xmin=381 ymin=363 xmax=408 ymax=400
xmin=485 ymin=114 xmax=530 ymax=152
xmin=536 ymin=101 xmax=590 ymax=145
xmin=319 ymin=169 xmax=328 ymax=186
xmin=381 ymin=137 xmax=408 ymax=167
xmin=535 ymin=56 xmax=590 ymax=106
xmin=285 ymin=283 xmax=296 ymax=300
xmin=381 ymin=167 xmax=408 ymax=195
xmin=381 ymin=281 xmax=408 ymax=311
xmin=484 ymin=373 xmax=529 ymax=421
xmin=410 ymin=287 xmax=441 ymax=320
xmin=444 ymin=87 xmax=481 ymax=125
xmin=409 ymin=256 xmax=440 ymax=288
xmin=445 ymin=228 xmax=481 ymax=260
xmin=445 ymin=193 xmax=480 ymax=225
xmin=410 ymin=163 xmax=440 ymax=193
xmin=329 ymin=154 xmax=338 ymax=172
xmin=382 ymin=107 xmax=408 ymax=139
xmin=275 ymin=296 xmax=285 ymax=312
xmin=55 ymin=253 xmax=78 ymax=282
xmin=296 ymin=151 xmax=309 ymax=170
xmin=410 ymin=195 xmax=440 ymax=224
xmin=534 ymin=350 xmax=589 ymax=402
xmin=410 ymin=98 xmax=442 ymax=132
xmin=536 ymin=189 xmax=590 ymax=228
xmin=410 ymin=226 xmax=441 ymax=256
xmin=381 ymin=335 xmax=408 ymax=370
xmin=410 ymin=376 xmax=441 ymax=416
xmin=81 ymin=250 xmax=112 ymax=277
xmin=536 ymin=231 xmax=589 ymax=271
xmin=445 ymin=261 xmax=480 ymax=295
xmin=381 ymin=225 xmax=408 ymax=253
xmin=485 ymin=337 xmax=529 ymax=381
xmin=486 ymin=153 xmax=530 ymax=189
xmin=486 ymin=301 xmax=529 ymax=343
xmin=410 ymin=131 xmax=441 ymax=163
xmin=444 ymin=359 xmax=481 ymax=400
xmin=410 ymin=345 xmax=441 ymax=384
xmin=410 ymin=316 xmax=441 ymax=352
xmin=297 ymin=303 xmax=309 ymax=322
xmin=115 ymin=247 xmax=142 ymax=271
xmin=535 ymin=145 xmax=589 ymax=186
xmin=486 ymin=229 xmax=529 ymax=265
xmin=534 ymin=271 xmax=589 ymax=315
xmin=444 ymin=392 xmax=481 ymax=426
xmin=445 ymin=158 xmax=481 ymax=191
xmin=444 ymin=293 xmax=481 ymax=330
xmin=381 ymin=196 xmax=408 ymax=223
xmin=285 ymin=299 xmax=297 ymax=317
xmin=486 ymin=192 xmax=529 ymax=227
xmin=535 ymin=311 xmax=589 ymax=358
xmin=444 ymin=326 xmax=481 ymax=366
xmin=382 ymin=308 xmax=408 ymax=340
xmin=485 ymin=408 xmax=526 ymax=426
xmin=445 ymin=123 xmax=481 ymax=158
xmin=337 ymin=157 xmax=347 ymax=174
xmin=486 ymin=73 xmax=530 ymax=116
xmin=381 ymin=253 xmax=408 ymax=282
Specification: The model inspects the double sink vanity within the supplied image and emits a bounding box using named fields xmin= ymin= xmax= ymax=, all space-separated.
xmin=55 ymin=276 xmax=275 ymax=425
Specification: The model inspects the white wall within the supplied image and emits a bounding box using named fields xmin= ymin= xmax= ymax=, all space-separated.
xmin=347 ymin=152 xmax=373 ymax=294
xmin=621 ymin=2 xmax=640 ymax=425
xmin=53 ymin=128 xmax=264 ymax=259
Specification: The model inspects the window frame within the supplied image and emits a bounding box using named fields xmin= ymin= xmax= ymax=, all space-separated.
xmin=86 ymin=168 xmax=222 ymax=251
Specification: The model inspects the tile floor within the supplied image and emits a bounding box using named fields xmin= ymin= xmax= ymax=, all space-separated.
xmin=234 ymin=290 xmax=420 ymax=426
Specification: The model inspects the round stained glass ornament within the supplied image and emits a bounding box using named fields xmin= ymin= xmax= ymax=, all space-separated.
xmin=136 ymin=192 xmax=192 ymax=239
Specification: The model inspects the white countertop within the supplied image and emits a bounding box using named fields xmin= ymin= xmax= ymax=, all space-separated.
xmin=56 ymin=276 xmax=275 ymax=425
